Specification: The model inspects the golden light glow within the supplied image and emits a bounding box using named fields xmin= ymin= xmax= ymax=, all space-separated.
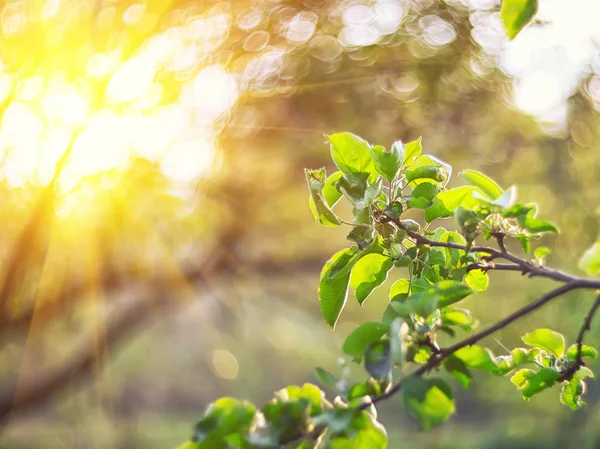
xmin=0 ymin=4 xmax=239 ymax=196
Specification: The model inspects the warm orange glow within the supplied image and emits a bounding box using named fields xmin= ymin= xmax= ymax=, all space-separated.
xmin=0 ymin=3 xmax=239 ymax=195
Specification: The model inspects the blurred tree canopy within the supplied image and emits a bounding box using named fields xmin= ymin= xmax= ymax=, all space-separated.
xmin=0 ymin=0 xmax=599 ymax=448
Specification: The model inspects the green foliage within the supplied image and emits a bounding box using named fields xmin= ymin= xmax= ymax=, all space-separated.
xmin=401 ymin=377 xmax=455 ymax=430
xmin=501 ymin=0 xmax=538 ymax=39
xmin=181 ymin=131 xmax=600 ymax=448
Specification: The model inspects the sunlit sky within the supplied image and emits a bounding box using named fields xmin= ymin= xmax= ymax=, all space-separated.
xmin=0 ymin=0 xmax=597 ymax=191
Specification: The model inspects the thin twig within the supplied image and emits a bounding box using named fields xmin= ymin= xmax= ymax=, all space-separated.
xmin=560 ymin=294 xmax=600 ymax=381
xmin=363 ymin=281 xmax=583 ymax=408
xmin=381 ymin=216 xmax=600 ymax=288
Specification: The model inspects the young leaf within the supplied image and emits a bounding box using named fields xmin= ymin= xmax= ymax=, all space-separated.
xmin=431 ymin=281 xmax=473 ymax=308
xmin=405 ymin=165 xmax=443 ymax=183
xmin=534 ymin=246 xmax=551 ymax=262
xmin=513 ymin=367 xmax=561 ymax=399
xmin=465 ymin=269 xmax=489 ymax=292
xmin=459 ymin=169 xmax=503 ymax=200
xmin=364 ymin=341 xmax=392 ymax=379
xmin=350 ymin=254 xmax=394 ymax=304
xmin=370 ymin=144 xmax=403 ymax=182
xmin=343 ymin=322 xmax=389 ymax=358
xmin=579 ymin=242 xmax=600 ymax=276
xmin=566 ymin=344 xmax=598 ymax=361
xmin=495 ymin=348 xmax=539 ymax=375
xmin=443 ymin=355 xmax=472 ymax=388
xmin=519 ymin=215 xmax=559 ymax=234
xmin=521 ymin=329 xmax=565 ymax=358
xmin=389 ymin=279 xmax=411 ymax=298
xmin=439 ymin=231 xmax=466 ymax=268
xmin=328 ymin=133 xmax=377 ymax=178
xmin=560 ymin=377 xmax=586 ymax=410
xmin=441 ymin=308 xmax=477 ymax=331
xmin=407 ymin=182 xmax=440 ymax=209
xmin=319 ymin=248 xmax=358 ymax=328
xmin=308 ymin=170 xmax=344 ymax=219
xmin=401 ymin=377 xmax=455 ymax=431
xmin=305 ymin=168 xmax=343 ymax=226
xmin=402 ymin=138 xmax=422 ymax=167
xmin=315 ymin=367 xmax=339 ymax=392
xmin=501 ymin=0 xmax=538 ymax=40
xmin=454 ymin=346 xmax=499 ymax=373
xmin=425 ymin=186 xmax=481 ymax=222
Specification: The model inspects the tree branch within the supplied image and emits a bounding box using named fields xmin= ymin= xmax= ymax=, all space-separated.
xmin=381 ymin=216 xmax=600 ymax=288
xmin=364 ymin=281 xmax=585 ymax=408
xmin=560 ymin=294 xmax=600 ymax=381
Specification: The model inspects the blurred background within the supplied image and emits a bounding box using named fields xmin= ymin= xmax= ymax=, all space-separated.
xmin=0 ymin=0 xmax=599 ymax=447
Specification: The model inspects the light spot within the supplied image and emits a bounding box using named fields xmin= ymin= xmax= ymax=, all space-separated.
xmin=212 ymin=349 xmax=239 ymax=380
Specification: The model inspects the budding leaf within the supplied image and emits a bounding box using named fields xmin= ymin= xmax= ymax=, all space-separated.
xmin=501 ymin=0 xmax=538 ymax=40
xmin=328 ymin=133 xmax=377 ymax=179
xmin=350 ymin=254 xmax=394 ymax=304
xmin=579 ymin=242 xmax=600 ymax=276
xmin=343 ymin=322 xmax=389 ymax=358
xmin=459 ymin=169 xmax=503 ymax=200
xmin=522 ymin=329 xmax=565 ymax=358
xmin=401 ymin=377 xmax=455 ymax=431
xmin=566 ymin=344 xmax=598 ymax=361
xmin=370 ymin=143 xmax=403 ymax=182
xmin=402 ymin=138 xmax=422 ymax=167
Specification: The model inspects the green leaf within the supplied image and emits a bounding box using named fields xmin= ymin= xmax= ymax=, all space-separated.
xmin=308 ymin=170 xmax=343 ymax=216
xmin=517 ymin=234 xmax=530 ymax=254
xmin=401 ymin=377 xmax=455 ymax=431
xmin=432 ymin=281 xmax=473 ymax=308
xmin=465 ymin=269 xmax=489 ymax=291
xmin=522 ymin=328 xmax=565 ymax=358
xmin=402 ymin=138 xmax=422 ymax=167
xmin=343 ymin=322 xmax=389 ymax=358
xmin=277 ymin=384 xmax=325 ymax=414
xmin=454 ymin=346 xmax=498 ymax=372
xmin=439 ymin=231 xmax=466 ymax=268
xmin=579 ymin=242 xmax=600 ymax=276
xmin=336 ymin=172 xmax=382 ymax=210
xmin=501 ymin=0 xmax=538 ymax=40
xmin=407 ymin=182 xmax=440 ymax=209
xmin=389 ymin=279 xmax=411 ymax=298
xmin=315 ymin=367 xmax=338 ymax=391
xmin=350 ymin=254 xmax=394 ymax=304
xmin=370 ymin=144 xmax=403 ymax=182
xmin=478 ymin=186 xmax=517 ymax=209
xmin=425 ymin=186 xmax=482 ymax=222
xmin=512 ymin=367 xmax=561 ymax=399
xmin=364 ymin=340 xmax=391 ymax=379
xmin=328 ymin=410 xmax=387 ymax=449
xmin=347 ymin=225 xmax=375 ymax=251
xmin=193 ymin=398 xmax=257 ymax=445
xmin=328 ymin=133 xmax=376 ymax=178
xmin=560 ymin=377 xmax=586 ymax=410
xmin=534 ymin=246 xmax=551 ymax=262
xmin=391 ymin=290 xmax=438 ymax=319
xmin=405 ymin=165 xmax=443 ymax=183
xmin=319 ymin=248 xmax=358 ymax=328
xmin=495 ymin=348 xmax=538 ymax=375
xmin=305 ymin=168 xmax=342 ymax=226
xmin=519 ymin=215 xmax=559 ymax=234
xmin=566 ymin=344 xmax=598 ymax=361
xmin=459 ymin=169 xmax=503 ymax=200
xmin=441 ymin=308 xmax=477 ymax=331
xmin=443 ymin=355 xmax=472 ymax=388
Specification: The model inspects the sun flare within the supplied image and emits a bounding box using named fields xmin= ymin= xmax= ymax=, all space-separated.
xmin=0 ymin=9 xmax=239 ymax=199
